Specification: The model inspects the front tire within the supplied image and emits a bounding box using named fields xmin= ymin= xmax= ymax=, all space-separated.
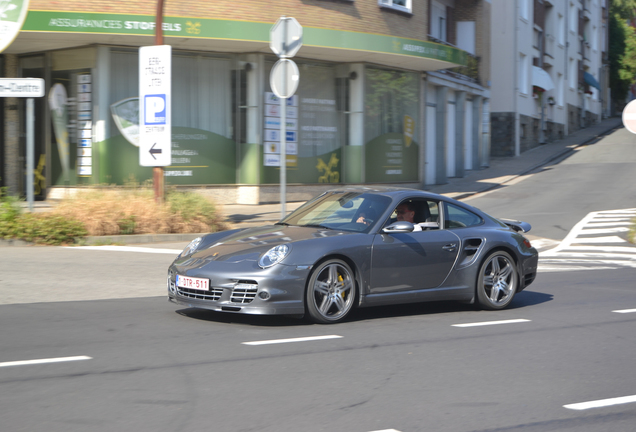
xmin=306 ymin=259 xmax=356 ymax=324
xmin=476 ymin=251 xmax=518 ymax=310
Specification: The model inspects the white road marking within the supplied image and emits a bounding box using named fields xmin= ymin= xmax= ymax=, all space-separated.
xmin=579 ymin=227 xmax=630 ymax=235
xmin=569 ymin=236 xmax=627 ymax=244
xmin=538 ymin=265 xmax=617 ymax=272
xmin=613 ymin=308 xmax=636 ymax=314
xmin=452 ymin=319 xmax=530 ymax=328
xmin=564 ymin=394 xmax=636 ymax=410
xmin=0 ymin=356 xmax=92 ymax=368
xmin=64 ymin=245 xmax=182 ymax=254
xmin=562 ymin=246 xmax=636 ymax=253
xmin=369 ymin=430 xmax=402 ymax=432
xmin=539 ymin=209 xmax=636 ymax=272
xmin=242 ymin=335 xmax=343 ymax=346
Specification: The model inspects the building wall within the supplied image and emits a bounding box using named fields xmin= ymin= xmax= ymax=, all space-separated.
xmin=3 ymin=1 xmax=492 ymax=202
xmin=490 ymin=0 xmax=605 ymax=157
xmin=29 ymin=0 xmax=430 ymax=40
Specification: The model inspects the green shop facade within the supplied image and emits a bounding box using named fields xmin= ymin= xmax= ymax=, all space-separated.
xmin=3 ymin=11 xmax=467 ymax=204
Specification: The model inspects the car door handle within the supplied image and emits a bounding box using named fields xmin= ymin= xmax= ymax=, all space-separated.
xmin=442 ymin=243 xmax=457 ymax=252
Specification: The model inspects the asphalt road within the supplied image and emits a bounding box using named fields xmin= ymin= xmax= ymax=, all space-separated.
xmin=0 ymin=269 xmax=635 ymax=432
xmin=464 ymin=127 xmax=636 ymax=242
xmin=1 ymin=127 xmax=635 ymax=431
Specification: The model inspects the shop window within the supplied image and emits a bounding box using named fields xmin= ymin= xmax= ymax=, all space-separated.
xmin=364 ymin=67 xmax=419 ymax=183
xmin=262 ymin=61 xmax=345 ymax=185
xmin=105 ymin=49 xmax=236 ymax=186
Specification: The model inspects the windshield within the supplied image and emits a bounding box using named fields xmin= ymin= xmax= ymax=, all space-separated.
xmin=280 ymin=192 xmax=391 ymax=233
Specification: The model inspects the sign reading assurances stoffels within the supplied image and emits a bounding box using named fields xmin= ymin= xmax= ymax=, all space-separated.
xmin=139 ymin=45 xmax=171 ymax=167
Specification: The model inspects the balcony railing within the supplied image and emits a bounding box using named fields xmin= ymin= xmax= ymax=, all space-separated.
xmin=428 ymin=35 xmax=481 ymax=84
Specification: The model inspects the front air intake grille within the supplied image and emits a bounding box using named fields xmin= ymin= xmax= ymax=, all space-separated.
xmin=177 ymin=287 xmax=223 ymax=301
xmin=231 ymin=282 xmax=258 ymax=304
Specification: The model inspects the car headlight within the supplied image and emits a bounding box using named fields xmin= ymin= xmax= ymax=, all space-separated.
xmin=180 ymin=237 xmax=202 ymax=257
xmin=258 ymin=244 xmax=290 ymax=268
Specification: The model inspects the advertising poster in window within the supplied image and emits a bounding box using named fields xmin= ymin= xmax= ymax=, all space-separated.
xmin=101 ymin=55 xmax=236 ymax=185
xmin=364 ymin=68 xmax=419 ymax=183
xmin=262 ymin=63 xmax=343 ymax=184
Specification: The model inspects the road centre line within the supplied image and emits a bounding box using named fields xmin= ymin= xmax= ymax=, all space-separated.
xmin=242 ymin=335 xmax=343 ymax=346
xmin=63 ymin=245 xmax=181 ymax=254
xmin=613 ymin=309 xmax=636 ymax=314
xmin=452 ymin=319 xmax=531 ymax=328
xmin=0 ymin=356 xmax=92 ymax=368
xmin=564 ymin=395 xmax=636 ymax=410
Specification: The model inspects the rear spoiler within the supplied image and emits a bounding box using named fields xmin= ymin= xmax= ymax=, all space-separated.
xmin=499 ymin=218 xmax=532 ymax=233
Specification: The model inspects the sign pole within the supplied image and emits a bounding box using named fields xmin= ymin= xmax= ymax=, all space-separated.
xmin=280 ymin=92 xmax=287 ymax=218
xmin=0 ymin=79 xmax=44 ymax=210
xmin=270 ymin=16 xmax=302 ymax=220
xmin=154 ymin=0 xmax=165 ymax=204
xmin=26 ymin=98 xmax=34 ymax=212
xmin=280 ymin=18 xmax=287 ymax=219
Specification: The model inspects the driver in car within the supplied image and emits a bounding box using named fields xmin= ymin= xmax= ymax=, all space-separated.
xmin=395 ymin=202 xmax=423 ymax=231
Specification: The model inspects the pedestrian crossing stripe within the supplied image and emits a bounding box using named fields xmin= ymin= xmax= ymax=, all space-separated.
xmin=539 ymin=208 xmax=636 ymax=272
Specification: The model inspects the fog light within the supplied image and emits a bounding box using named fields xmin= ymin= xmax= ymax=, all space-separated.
xmin=258 ymin=291 xmax=271 ymax=300
xmin=167 ymin=271 xmax=176 ymax=294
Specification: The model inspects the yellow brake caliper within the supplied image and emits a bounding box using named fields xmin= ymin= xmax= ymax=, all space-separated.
xmin=338 ymin=274 xmax=345 ymax=298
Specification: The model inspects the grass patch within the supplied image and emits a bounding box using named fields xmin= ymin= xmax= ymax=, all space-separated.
xmin=0 ymin=185 xmax=227 ymax=245
xmin=52 ymin=188 xmax=226 ymax=236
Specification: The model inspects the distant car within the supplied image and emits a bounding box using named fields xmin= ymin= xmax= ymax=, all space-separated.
xmin=168 ymin=187 xmax=538 ymax=323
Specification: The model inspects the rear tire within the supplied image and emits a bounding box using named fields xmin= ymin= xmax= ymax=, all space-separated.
xmin=476 ymin=251 xmax=518 ymax=310
xmin=306 ymin=259 xmax=356 ymax=324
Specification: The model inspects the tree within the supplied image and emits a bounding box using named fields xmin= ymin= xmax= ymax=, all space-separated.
xmin=609 ymin=1 xmax=636 ymax=107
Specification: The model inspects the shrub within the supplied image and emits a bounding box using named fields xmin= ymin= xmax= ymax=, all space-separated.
xmin=0 ymin=212 xmax=86 ymax=245
xmin=0 ymin=185 xmax=226 ymax=244
xmin=52 ymin=187 xmax=225 ymax=236
xmin=0 ymin=184 xmax=22 ymax=223
xmin=13 ymin=214 xmax=87 ymax=245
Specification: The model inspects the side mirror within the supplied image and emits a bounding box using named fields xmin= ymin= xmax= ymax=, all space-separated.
xmin=382 ymin=221 xmax=415 ymax=233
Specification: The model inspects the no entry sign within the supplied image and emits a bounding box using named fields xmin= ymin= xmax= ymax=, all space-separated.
xmin=622 ymin=100 xmax=636 ymax=134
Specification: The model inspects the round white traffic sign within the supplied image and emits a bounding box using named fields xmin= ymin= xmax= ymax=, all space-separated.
xmin=270 ymin=59 xmax=299 ymax=99
xmin=270 ymin=17 xmax=303 ymax=58
xmin=622 ymin=100 xmax=636 ymax=134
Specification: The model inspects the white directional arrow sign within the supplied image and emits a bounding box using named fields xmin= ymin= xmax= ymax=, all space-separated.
xmin=139 ymin=45 xmax=172 ymax=167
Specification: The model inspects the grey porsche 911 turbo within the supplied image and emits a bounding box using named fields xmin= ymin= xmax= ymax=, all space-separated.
xmin=168 ymin=187 xmax=538 ymax=323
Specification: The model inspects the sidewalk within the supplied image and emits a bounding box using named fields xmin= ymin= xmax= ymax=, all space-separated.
xmin=221 ymin=116 xmax=623 ymax=228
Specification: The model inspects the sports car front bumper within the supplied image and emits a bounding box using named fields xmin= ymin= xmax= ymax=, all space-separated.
xmin=167 ymin=261 xmax=310 ymax=316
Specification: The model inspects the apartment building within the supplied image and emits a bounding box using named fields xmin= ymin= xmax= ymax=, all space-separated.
xmin=2 ymin=0 xmax=491 ymax=204
xmin=490 ymin=0 xmax=609 ymax=157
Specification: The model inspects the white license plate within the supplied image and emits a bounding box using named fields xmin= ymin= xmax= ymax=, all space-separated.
xmin=176 ymin=275 xmax=210 ymax=291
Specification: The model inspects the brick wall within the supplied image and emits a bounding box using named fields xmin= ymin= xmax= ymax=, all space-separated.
xmin=31 ymin=0 xmax=431 ymax=41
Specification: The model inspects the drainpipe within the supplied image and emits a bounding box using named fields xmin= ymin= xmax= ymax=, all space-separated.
xmin=514 ymin=0 xmax=520 ymax=156
xmin=564 ymin=3 xmax=569 ymax=135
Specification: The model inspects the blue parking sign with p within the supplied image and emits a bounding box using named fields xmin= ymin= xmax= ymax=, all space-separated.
xmin=144 ymin=94 xmax=167 ymax=125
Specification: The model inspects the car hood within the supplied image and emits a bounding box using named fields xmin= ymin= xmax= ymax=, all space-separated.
xmin=188 ymin=225 xmax=353 ymax=264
